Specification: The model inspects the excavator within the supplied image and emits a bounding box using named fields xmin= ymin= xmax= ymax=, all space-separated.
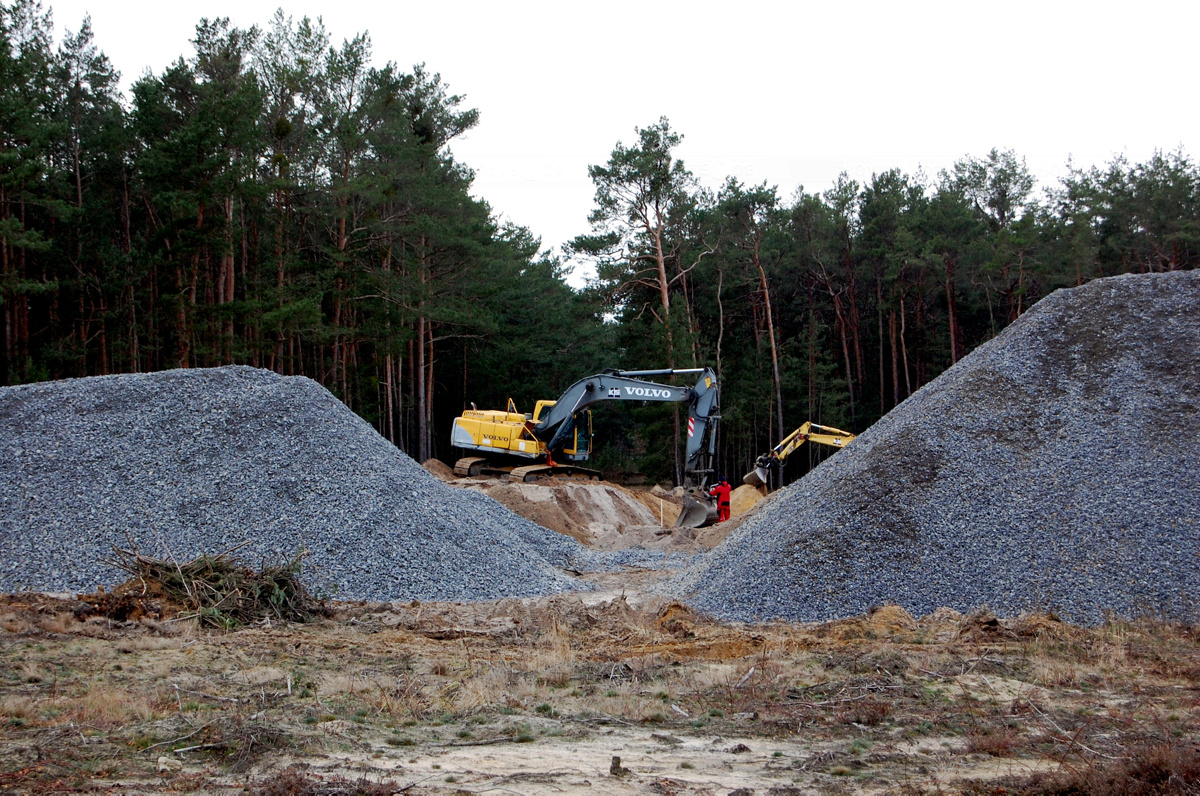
xmin=743 ymin=421 xmax=856 ymax=488
xmin=451 ymin=368 xmax=720 ymax=527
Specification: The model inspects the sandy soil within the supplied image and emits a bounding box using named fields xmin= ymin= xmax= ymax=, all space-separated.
xmin=2 ymin=468 xmax=1192 ymax=794
xmin=450 ymin=475 xmax=698 ymax=548
xmin=425 ymin=463 xmax=771 ymax=552
xmin=729 ymin=484 xmax=767 ymax=518
xmin=0 ymin=578 xmax=1196 ymax=795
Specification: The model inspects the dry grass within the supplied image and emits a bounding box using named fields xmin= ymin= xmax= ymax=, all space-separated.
xmin=965 ymin=726 xmax=1023 ymax=757
xmin=237 ymin=665 xmax=288 ymax=685
xmin=838 ymin=697 xmax=892 ymax=726
xmin=248 ymin=768 xmax=398 ymax=795
xmin=0 ymin=613 xmax=32 ymax=633
xmin=0 ymin=695 xmax=37 ymax=721
xmin=319 ymin=671 xmax=377 ymax=697
xmin=372 ymin=675 xmax=429 ymax=717
xmin=0 ymin=591 xmax=1195 ymax=795
xmin=68 ymin=685 xmax=158 ymax=727
xmin=966 ymin=741 xmax=1200 ymax=795
xmin=17 ymin=658 xmax=46 ymax=684
xmin=35 ymin=612 xmax=77 ymax=634
xmin=454 ymin=665 xmax=511 ymax=712
xmin=118 ymin=635 xmax=184 ymax=652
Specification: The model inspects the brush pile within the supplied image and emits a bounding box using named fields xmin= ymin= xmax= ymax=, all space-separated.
xmin=105 ymin=544 xmax=321 ymax=628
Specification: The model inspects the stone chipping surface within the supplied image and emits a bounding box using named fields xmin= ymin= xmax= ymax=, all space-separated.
xmin=0 ymin=366 xmax=599 ymax=601
xmin=668 ymin=271 xmax=1200 ymax=623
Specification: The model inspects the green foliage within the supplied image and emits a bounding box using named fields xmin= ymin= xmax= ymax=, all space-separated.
xmin=0 ymin=6 xmax=611 ymax=469
xmin=570 ymin=119 xmax=1200 ymax=484
xmin=0 ymin=12 xmax=1196 ymax=485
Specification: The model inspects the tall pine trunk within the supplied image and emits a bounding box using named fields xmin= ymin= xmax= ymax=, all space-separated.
xmin=2 ymin=186 xmax=10 ymax=384
xmin=753 ymin=248 xmax=784 ymax=460
xmin=944 ymin=254 xmax=960 ymax=364
xmin=889 ymin=310 xmax=900 ymax=406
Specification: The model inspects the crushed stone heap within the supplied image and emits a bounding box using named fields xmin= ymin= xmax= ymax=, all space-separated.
xmin=0 ymin=366 xmax=586 ymax=601
xmin=669 ymin=271 xmax=1200 ymax=623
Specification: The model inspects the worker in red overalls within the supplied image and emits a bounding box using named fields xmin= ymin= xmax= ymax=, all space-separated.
xmin=708 ymin=478 xmax=732 ymax=522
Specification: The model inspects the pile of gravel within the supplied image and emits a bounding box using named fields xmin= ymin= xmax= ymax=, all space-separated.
xmin=668 ymin=271 xmax=1200 ymax=623
xmin=0 ymin=366 xmax=592 ymax=601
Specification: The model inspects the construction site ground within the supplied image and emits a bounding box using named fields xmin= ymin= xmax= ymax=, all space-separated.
xmin=422 ymin=462 xmax=766 ymax=550
xmin=1 ymin=566 xmax=1197 ymax=796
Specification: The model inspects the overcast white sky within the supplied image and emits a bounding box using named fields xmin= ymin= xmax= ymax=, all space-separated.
xmin=44 ymin=0 xmax=1200 ymax=284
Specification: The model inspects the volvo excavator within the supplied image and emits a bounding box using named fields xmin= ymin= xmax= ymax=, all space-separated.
xmin=451 ymin=368 xmax=720 ymax=527
xmin=743 ymin=422 xmax=855 ymax=488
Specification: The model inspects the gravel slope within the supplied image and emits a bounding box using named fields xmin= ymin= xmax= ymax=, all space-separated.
xmin=667 ymin=271 xmax=1200 ymax=623
xmin=0 ymin=366 xmax=589 ymax=600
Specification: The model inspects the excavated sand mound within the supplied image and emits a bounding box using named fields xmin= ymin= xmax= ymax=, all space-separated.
xmin=669 ymin=271 xmax=1200 ymax=623
xmin=631 ymin=486 xmax=684 ymax=527
xmin=422 ymin=458 xmax=457 ymax=482
xmin=458 ymin=478 xmax=668 ymax=546
xmin=729 ymin=484 xmax=766 ymax=517
xmin=0 ymin=367 xmax=585 ymax=600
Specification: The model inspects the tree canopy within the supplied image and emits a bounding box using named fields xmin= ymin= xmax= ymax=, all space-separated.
xmin=2 ymin=1 xmax=1197 ymax=486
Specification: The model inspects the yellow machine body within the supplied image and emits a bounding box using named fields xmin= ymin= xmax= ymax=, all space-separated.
xmin=451 ymin=367 xmax=719 ymax=513
xmin=452 ymin=409 xmax=544 ymax=458
xmin=450 ymin=400 xmax=592 ymax=460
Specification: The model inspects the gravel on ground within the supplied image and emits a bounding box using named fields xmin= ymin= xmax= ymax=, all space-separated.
xmin=0 ymin=366 xmax=597 ymax=601
xmin=666 ymin=271 xmax=1200 ymax=624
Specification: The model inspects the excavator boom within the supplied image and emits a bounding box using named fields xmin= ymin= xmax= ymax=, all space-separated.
xmin=452 ymin=367 xmax=720 ymax=526
xmin=743 ymin=421 xmax=855 ymax=487
xmin=530 ymin=369 xmax=718 ymax=477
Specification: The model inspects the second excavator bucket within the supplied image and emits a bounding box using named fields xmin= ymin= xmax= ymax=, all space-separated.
xmin=675 ymin=491 xmax=716 ymax=528
xmin=742 ymin=466 xmax=770 ymax=488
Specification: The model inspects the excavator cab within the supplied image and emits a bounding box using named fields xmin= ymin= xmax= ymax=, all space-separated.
xmin=531 ymin=400 xmax=556 ymax=423
xmin=559 ymin=411 xmax=593 ymax=461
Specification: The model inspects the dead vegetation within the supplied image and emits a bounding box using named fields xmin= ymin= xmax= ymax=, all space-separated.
xmin=103 ymin=545 xmax=325 ymax=628
xmin=248 ymin=768 xmax=400 ymax=795
xmin=0 ymin=578 xmax=1195 ymax=795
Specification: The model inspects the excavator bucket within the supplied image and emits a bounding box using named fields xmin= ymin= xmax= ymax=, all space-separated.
xmin=675 ymin=493 xmax=715 ymax=528
xmin=742 ymin=466 xmax=770 ymax=488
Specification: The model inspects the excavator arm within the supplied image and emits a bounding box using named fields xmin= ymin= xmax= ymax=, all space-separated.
xmin=532 ymin=368 xmax=719 ymax=488
xmin=534 ymin=367 xmax=720 ymax=528
xmin=452 ymin=367 xmax=720 ymax=527
xmin=743 ymin=421 xmax=855 ymax=487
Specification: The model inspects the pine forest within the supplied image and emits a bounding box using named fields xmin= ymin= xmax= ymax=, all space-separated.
xmin=3 ymin=2 xmax=1198 ymax=486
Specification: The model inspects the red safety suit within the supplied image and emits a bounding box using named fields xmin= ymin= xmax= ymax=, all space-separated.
xmin=709 ymin=481 xmax=732 ymax=522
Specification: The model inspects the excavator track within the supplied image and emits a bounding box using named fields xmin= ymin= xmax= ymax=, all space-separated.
xmin=507 ymin=464 xmax=603 ymax=483
xmin=453 ymin=457 xmax=493 ymax=477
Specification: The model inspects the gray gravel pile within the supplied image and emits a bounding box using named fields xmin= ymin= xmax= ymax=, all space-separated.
xmin=668 ymin=271 xmax=1200 ymax=623
xmin=0 ymin=366 xmax=594 ymax=601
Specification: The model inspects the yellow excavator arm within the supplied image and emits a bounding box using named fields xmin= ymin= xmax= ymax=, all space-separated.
xmin=743 ymin=421 xmax=855 ymax=487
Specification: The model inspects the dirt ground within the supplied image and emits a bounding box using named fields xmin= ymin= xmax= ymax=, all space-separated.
xmin=421 ymin=460 xmax=768 ymax=551
xmin=1 ymin=569 xmax=1197 ymax=795
xmin=455 ymin=477 xmax=674 ymax=547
